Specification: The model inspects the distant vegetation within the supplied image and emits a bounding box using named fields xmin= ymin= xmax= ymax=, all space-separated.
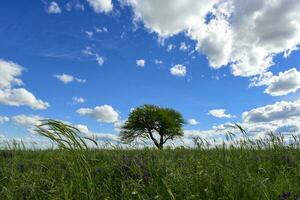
xmin=120 ymin=104 xmax=185 ymax=149
xmin=1 ymin=118 xmax=300 ymax=199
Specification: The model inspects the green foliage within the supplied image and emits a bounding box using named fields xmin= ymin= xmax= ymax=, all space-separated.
xmin=1 ymin=147 xmax=300 ymax=199
xmin=120 ymin=104 xmax=185 ymax=149
xmin=35 ymin=119 xmax=98 ymax=198
xmin=1 ymin=120 xmax=300 ymax=199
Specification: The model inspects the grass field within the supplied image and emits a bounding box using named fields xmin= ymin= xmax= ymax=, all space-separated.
xmin=1 ymin=121 xmax=299 ymax=200
xmin=1 ymin=145 xmax=300 ymax=200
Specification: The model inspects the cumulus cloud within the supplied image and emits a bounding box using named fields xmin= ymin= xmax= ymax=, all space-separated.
xmin=184 ymin=129 xmax=224 ymax=141
xmin=54 ymin=74 xmax=86 ymax=84
xmin=0 ymin=59 xmax=49 ymax=110
xmin=113 ymin=120 xmax=126 ymax=133
xmin=188 ymin=118 xmax=199 ymax=125
xmin=242 ymin=100 xmax=300 ymax=123
xmin=250 ymin=68 xmax=300 ymax=96
xmin=170 ymin=64 xmax=186 ymax=77
xmin=208 ymin=109 xmax=233 ymax=118
xmin=0 ymin=59 xmax=23 ymax=89
xmin=276 ymin=125 xmax=299 ymax=134
xmin=124 ymin=0 xmax=300 ymax=77
xmin=0 ymin=116 xmax=9 ymax=124
xmin=47 ymin=1 xmax=62 ymax=14
xmin=75 ymin=124 xmax=118 ymax=141
xmin=73 ymin=97 xmax=85 ymax=104
xmin=12 ymin=115 xmax=43 ymax=128
xmin=136 ymin=59 xmax=145 ymax=67
xmin=123 ymin=0 xmax=216 ymax=36
xmin=238 ymin=100 xmax=300 ymax=136
xmin=0 ymin=88 xmax=49 ymax=110
xmin=184 ymin=100 xmax=300 ymax=145
xmin=86 ymin=0 xmax=113 ymax=13
xmin=11 ymin=114 xmax=118 ymax=142
xmin=77 ymin=105 xmax=119 ymax=123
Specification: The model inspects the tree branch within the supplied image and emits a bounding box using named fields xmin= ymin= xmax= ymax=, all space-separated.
xmin=148 ymin=130 xmax=159 ymax=148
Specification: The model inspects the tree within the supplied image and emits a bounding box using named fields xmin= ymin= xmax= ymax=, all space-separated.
xmin=120 ymin=104 xmax=185 ymax=149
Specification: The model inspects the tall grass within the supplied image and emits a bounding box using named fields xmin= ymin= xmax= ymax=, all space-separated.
xmin=0 ymin=120 xmax=300 ymax=199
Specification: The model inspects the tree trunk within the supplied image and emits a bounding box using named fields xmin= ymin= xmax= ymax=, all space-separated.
xmin=148 ymin=129 xmax=164 ymax=149
xmin=148 ymin=131 xmax=161 ymax=149
xmin=157 ymin=143 xmax=163 ymax=149
xmin=158 ymin=135 xmax=164 ymax=149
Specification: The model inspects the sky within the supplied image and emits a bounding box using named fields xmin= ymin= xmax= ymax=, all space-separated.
xmin=0 ymin=0 xmax=300 ymax=147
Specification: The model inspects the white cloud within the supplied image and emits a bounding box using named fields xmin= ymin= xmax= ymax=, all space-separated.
xmin=234 ymin=100 xmax=300 ymax=136
xmin=75 ymin=3 xmax=85 ymax=11
xmin=0 ymin=116 xmax=9 ymax=124
xmin=242 ymin=100 xmax=300 ymax=123
xmin=188 ymin=118 xmax=199 ymax=125
xmin=191 ymin=15 xmax=233 ymax=69
xmin=167 ymin=44 xmax=175 ymax=51
xmin=154 ymin=59 xmax=163 ymax=64
xmin=179 ymin=42 xmax=190 ymax=51
xmin=82 ymin=46 xmax=93 ymax=56
xmin=113 ymin=120 xmax=126 ymax=132
xmin=0 ymin=88 xmax=49 ymax=110
xmin=124 ymin=0 xmax=300 ymax=77
xmin=250 ymin=68 xmax=300 ymax=96
xmin=85 ymin=31 xmax=94 ymax=38
xmin=75 ymin=78 xmax=86 ymax=83
xmin=82 ymin=46 xmax=105 ymax=66
xmin=55 ymin=74 xmax=74 ymax=84
xmin=75 ymin=124 xmax=118 ymax=141
xmin=86 ymin=0 xmax=113 ymax=13
xmin=0 ymin=59 xmax=23 ymax=89
xmin=170 ymin=64 xmax=186 ymax=77
xmin=47 ymin=1 xmax=62 ymax=14
xmin=55 ymin=74 xmax=86 ymax=84
xmin=12 ymin=115 xmax=43 ymax=128
xmin=123 ymin=0 xmax=216 ymax=36
xmin=208 ymin=109 xmax=233 ymax=118
xmin=95 ymin=55 xmax=105 ymax=66
xmin=73 ymin=97 xmax=85 ymax=104
xmin=0 ymin=59 xmax=49 ymax=110
xmin=10 ymin=115 xmax=118 ymax=142
xmin=136 ymin=59 xmax=145 ymax=67
xmin=77 ymin=105 xmax=119 ymax=123
xmin=95 ymin=26 xmax=108 ymax=33
xmin=184 ymin=100 xmax=300 ymax=145
xmin=66 ymin=1 xmax=84 ymax=11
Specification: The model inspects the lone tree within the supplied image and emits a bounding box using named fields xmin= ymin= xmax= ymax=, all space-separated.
xmin=120 ymin=104 xmax=185 ymax=149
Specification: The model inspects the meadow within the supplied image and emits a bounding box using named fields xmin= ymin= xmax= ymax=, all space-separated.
xmin=1 ymin=120 xmax=300 ymax=200
xmin=1 ymin=141 xmax=300 ymax=199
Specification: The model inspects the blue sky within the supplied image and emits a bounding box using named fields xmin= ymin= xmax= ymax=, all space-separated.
xmin=0 ymin=0 xmax=300 ymax=146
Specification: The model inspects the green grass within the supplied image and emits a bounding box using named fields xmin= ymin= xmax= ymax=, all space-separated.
xmin=1 ymin=147 xmax=300 ymax=200
xmin=1 ymin=120 xmax=300 ymax=200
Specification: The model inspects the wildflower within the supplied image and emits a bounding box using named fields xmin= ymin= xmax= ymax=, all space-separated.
xmin=17 ymin=163 xmax=25 ymax=173
xmin=279 ymin=192 xmax=291 ymax=200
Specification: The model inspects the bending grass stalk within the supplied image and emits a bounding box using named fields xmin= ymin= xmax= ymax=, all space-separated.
xmin=35 ymin=119 xmax=98 ymax=198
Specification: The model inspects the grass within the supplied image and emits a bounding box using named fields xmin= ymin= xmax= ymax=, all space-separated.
xmin=0 ymin=120 xmax=300 ymax=199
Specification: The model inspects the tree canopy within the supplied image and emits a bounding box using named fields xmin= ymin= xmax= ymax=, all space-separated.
xmin=120 ymin=104 xmax=185 ymax=149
